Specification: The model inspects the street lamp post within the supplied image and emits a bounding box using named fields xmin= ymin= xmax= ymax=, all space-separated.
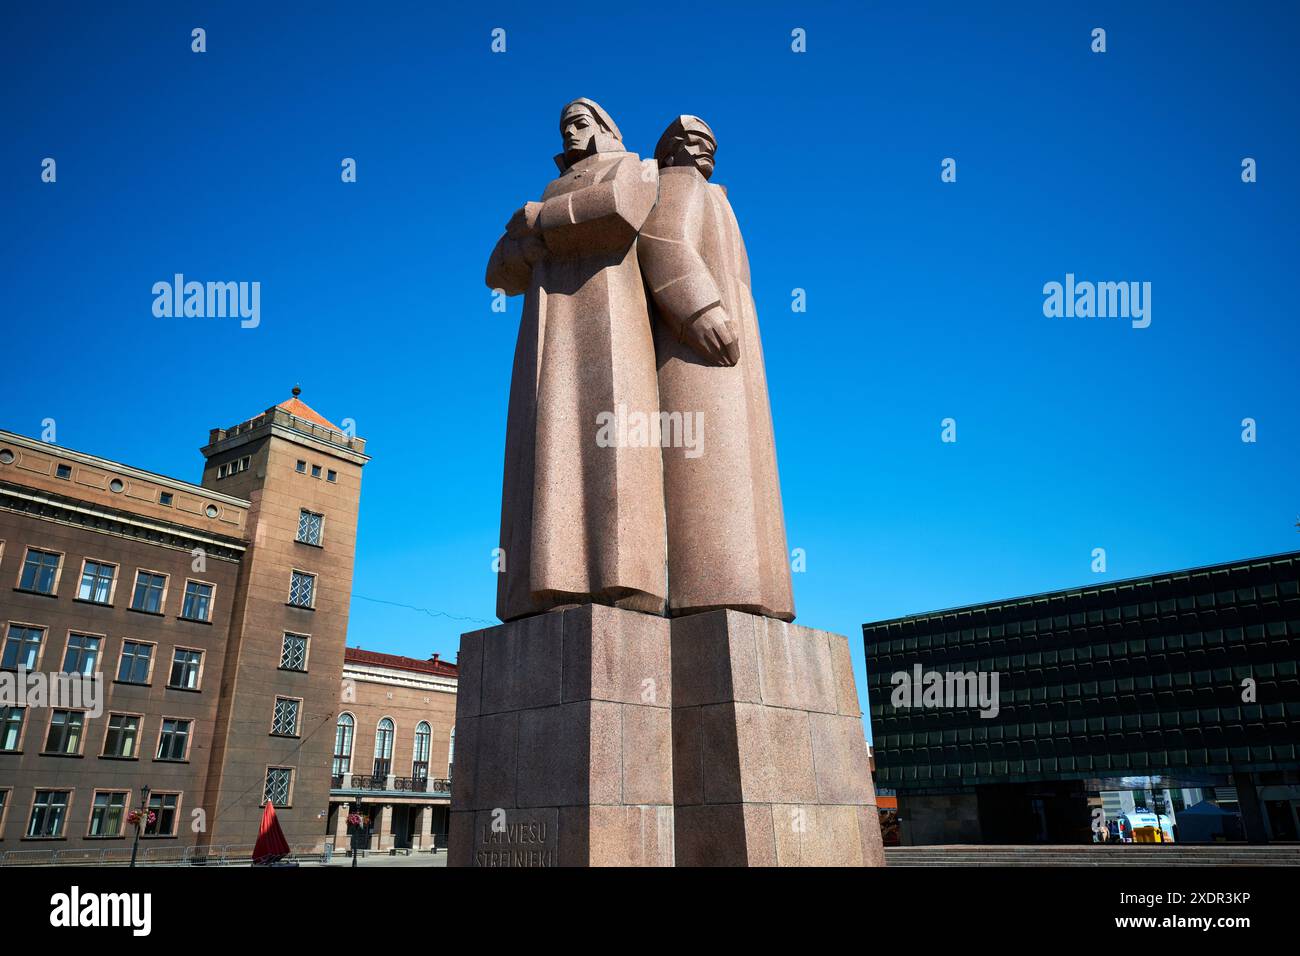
xmin=130 ymin=784 xmax=151 ymax=867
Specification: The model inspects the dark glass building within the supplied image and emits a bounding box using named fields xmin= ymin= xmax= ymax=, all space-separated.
xmin=863 ymin=551 xmax=1300 ymax=844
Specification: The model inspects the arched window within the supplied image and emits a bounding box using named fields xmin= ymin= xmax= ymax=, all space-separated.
xmin=448 ymin=726 xmax=455 ymax=778
xmin=373 ymin=718 xmax=394 ymax=777
xmin=413 ymin=721 xmax=431 ymax=780
xmin=333 ymin=713 xmax=354 ymax=777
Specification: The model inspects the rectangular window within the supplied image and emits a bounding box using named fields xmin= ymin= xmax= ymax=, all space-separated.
xmin=168 ymin=648 xmax=203 ymax=690
xmin=88 ymin=791 xmax=128 ymax=837
xmin=296 ymin=510 xmax=323 ymax=546
xmin=280 ymin=633 xmax=308 ymax=671
xmin=0 ymin=706 xmax=24 ymax=751
xmin=217 ymin=463 xmax=227 ymax=479
xmin=180 ymin=581 xmax=213 ymax=621
xmin=44 ymin=710 xmax=86 ymax=755
xmin=77 ymin=561 xmax=116 ymax=604
xmin=326 ymin=470 xmax=337 ymax=483
xmin=156 ymin=719 xmax=191 ymax=760
xmin=310 ymin=465 xmax=321 ymax=478
xmin=271 ymin=698 xmax=300 ymax=736
xmin=102 ymin=714 xmax=141 ymax=758
xmin=239 ymin=456 xmax=250 ymax=472
xmin=288 ymin=571 xmax=315 ymax=608
xmin=159 ymin=492 xmax=173 ymax=507
xmin=117 ymin=641 xmax=153 ymax=684
xmin=143 ymin=793 xmax=179 ymax=836
xmin=18 ymin=548 xmax=61 ymax=594
xmin=62 ymin=633 xmax=101 ymax=675
xmin=265 ymin=768 xmax=292 ymax=807
xmin=131 ymin=571 xmax=167 ymax=614
xmin=55 ymin=464 xmax=72 ymax=480
xmin=295 ymin=460 xmax=306 ymax=473
xmin=2 ymin=625 xmax=44 ymax=670
xmin=27 ymin=790 xmax=70 ymax=838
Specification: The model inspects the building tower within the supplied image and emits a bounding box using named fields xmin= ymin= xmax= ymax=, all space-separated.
xmin=197 ymin=389 xmax=369 ymax=850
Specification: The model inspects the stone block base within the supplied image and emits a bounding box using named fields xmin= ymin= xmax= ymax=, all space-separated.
xmin=448 ymin=603 xmax=883 ymax=867
xmin=671 ymin=610 xmax=885 ymax=867
xmin=448 ymin=604 xmax=675 ymax=867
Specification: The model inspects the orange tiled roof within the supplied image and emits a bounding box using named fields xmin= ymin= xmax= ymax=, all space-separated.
xmin=276 ymin=396 xmax=342 ymax=432
xmin=345 ymin=646 xmax=458 ymax=677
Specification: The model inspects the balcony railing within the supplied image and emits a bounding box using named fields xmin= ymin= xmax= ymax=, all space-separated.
xmin=331 ymin=773 xmax=451 ymax=795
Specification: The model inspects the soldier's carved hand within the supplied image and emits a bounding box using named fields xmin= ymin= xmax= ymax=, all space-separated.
xmin=506 ymin=202 xmax=544 ymax=240
xmin=519 ymin=233 xmax=547 ymax=266
xmin=684 ymin=305 xmax=740 ymax=367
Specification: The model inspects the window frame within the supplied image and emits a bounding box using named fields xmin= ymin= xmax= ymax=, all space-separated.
xmin=86 ymin=789 xmax=132 ymax=839
xmin=129 ymin=569 xmax=170 ymax=616
xmin=15 ymin=546 xmax=64 ymax=596
xmin=141 ymin=791 xmax=182 ymax=838
xmin=263 ymin=766 xmax=294 ymax=808
xmin=0 ymin=704 xmax=28 ymax=753
xmin=287 ymin=569 xmax=317 ymax=610
xmin=178 ymin=578 xmax=217 ymax=623
xmin=114 ymin=639 xmax=157 ymax=686
xmin=61 ymin=629 xmax=105 ymax=676
xmin=74 ymin=557 xmax=119 ymax=605
xmin=373 ymin=716 xmax=395 ymax=777
xmin=279 ymin=632 xmax=310 ymax=672
xmin=295 ymin=509 xmax=325 ymax=547
xmin=42 ymin=708 xmax=89 ymax=757
xmin=25 ymin=789 xmax=74 ymax=840
xmin=1 ymin=621 xmax=47 ymax=671
xmin=100 ymin=711 xmax=145 ymax=760
xmin=166 ymin=645 xmax=206 ymax=691
xmin=270 ymin=696 xmax=303 ymax=738
xmin=333 ymin=712 xmax=355 ymax=776
xmin=413 ymin=720 xmax=431 ymax=779
xmin=154 ymin=716 xmax=193 ymax=762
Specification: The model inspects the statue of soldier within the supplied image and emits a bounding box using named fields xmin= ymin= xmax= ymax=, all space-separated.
xmin=637 ymin=115 xmax=794 ymax=621
xmin=486 ymin=99 xmax=667 ymax=622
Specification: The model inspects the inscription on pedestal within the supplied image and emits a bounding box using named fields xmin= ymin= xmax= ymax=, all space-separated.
xmin=472 ymin=808 xmax=559 ymax=868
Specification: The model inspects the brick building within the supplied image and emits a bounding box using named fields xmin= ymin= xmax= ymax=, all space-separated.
xmin=328 ymin=646 xmax=457 ymax=853
xmin=0 ymin=390 xmax=369 ymax=857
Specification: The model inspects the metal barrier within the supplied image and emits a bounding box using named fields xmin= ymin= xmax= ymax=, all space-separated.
xmin=0 ymin=841 xmax=330 ymax=867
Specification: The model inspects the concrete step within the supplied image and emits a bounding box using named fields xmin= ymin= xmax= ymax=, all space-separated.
xmin=884 ymin=845 xmax=1300 ymax=866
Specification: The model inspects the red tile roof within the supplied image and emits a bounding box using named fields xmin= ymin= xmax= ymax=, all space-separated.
xmin=277 ymin=396 xmax=343 ymax=432
xmin=344 ymin=646 xmax=458 ymax=677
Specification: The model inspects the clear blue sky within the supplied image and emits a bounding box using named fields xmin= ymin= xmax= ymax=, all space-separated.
xmin=3 ymin=2 xmax=1297 ymax=731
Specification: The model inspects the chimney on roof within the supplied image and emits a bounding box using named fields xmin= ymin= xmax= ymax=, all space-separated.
xmin=430 ymin=653 xmax=440 ymax=664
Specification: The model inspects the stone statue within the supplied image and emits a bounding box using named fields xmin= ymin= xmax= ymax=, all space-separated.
xmin=457 ymin=107 xmax=881 ymax=869
xmin=486 ymin=98 xmax=666 ymax=623
xmin=637 ymin=115 xmax=794 ymax=621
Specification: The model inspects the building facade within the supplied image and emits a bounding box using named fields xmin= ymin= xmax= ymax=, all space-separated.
xmin=864 ymin=551 xmax=1300 ymax=844
xmin=328 ymin=647 xmax=456 ymax=853
xmin=0 ymin=391 xmax=368 ymax=857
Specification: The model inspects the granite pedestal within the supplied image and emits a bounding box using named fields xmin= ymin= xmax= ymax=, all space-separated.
xmin=449 ymin=603 xmax=883 ymax=867
xmin=671 ymin=609 xmax=885 ymax=866
xmin=448 ymin=604 xmax=675 ymax=867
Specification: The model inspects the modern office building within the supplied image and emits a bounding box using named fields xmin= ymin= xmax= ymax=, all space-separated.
xmin=863 ymin=551 xmax=1300 ymax=844
xmin=327 ymin=646 xmax=457 ymax=852
xmin=0 ymin=390 xmax=369 ymax=856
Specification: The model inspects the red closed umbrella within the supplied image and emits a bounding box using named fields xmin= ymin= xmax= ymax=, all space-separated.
xmin=253 ymin=800 xmax=291 ymax=864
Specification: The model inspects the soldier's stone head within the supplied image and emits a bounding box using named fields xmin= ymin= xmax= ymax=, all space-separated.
xmin=559 ymin=98 xmax=622 ymax=165
xmin=654 ymin=115 xmax=717 ymax=178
